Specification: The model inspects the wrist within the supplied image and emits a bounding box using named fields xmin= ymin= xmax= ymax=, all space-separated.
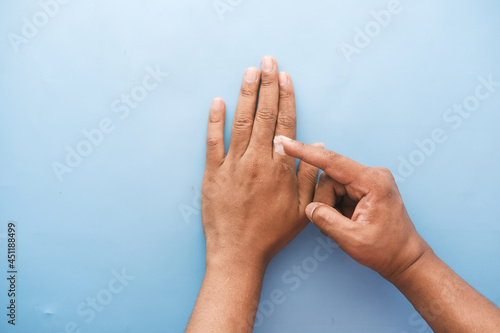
xmin=386 ymin=247 xmax=438 ymax=288
xmin=205 ymin=249 xmax=269 ymax=278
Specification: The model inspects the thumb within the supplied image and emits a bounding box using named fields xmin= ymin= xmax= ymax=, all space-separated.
xmin=305 ymin=202 xmax=353 ymax=241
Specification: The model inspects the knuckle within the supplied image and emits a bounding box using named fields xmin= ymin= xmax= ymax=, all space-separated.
xmin=369 ymin=167 xmax=396 ymax=195
xmin=233 ymin=116 xmax=253 ymax=131
xmin=319 ymin=172 xmax=328 ymax=181
xmin=317 ymin=172 xmax=330 ymax=185
xmin=260 ymin=77 xmax=277 ymax=87
xmin=209 ymin=115 xmax=223 ymax=124
xmin=304 ymin=168 xmax=319 ymax=184
xmin=324 ymin=150 xmax=340 ymax=163
xmin=240 ymin=86 xmax=256 ymax=98
xmin=277 ymin=114 xmax=296 ymax=130
xmin=279 ymin=88 xmax=294 ymax=99
xmin=206 ymin=137 xmax=221 ymax=148
xmin=372 ymin=167 xmax=395 ymax=183
xmin=374 ymin=167 xmax=393 ymax=178
xmin=255 ymin=108 xmax=276 ymax=122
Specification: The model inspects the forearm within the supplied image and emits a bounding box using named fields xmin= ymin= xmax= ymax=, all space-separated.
xmin=186 ymin=256 xmax=266 ymax=332
xmin=389 ymin=249 xmax=500 ymax=332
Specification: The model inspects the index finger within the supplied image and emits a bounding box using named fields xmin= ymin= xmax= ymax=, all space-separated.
xmin=281 ymin=139 xmax=368 ymax=185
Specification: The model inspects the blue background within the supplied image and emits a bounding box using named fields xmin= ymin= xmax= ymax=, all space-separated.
xmin=1 ymin=0 xmax=499 ymax=332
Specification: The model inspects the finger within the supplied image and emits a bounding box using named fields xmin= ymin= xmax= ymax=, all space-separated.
xmin=205 ymin=98 xmax=226 ymax=170
xmin=273 ymin=72 xmax=296 ymax=163
xmin=305 ymin=203 xmax=355 ymax=244
xmin=315 ymin=175 xmax=359 ymax=219
xmin=227 ymin=67 xmax=261 ymax=159
xmin=275 ymin=72 xmax=296 ymax=140
xmin=313 ymin=172 xmax=337 ymax=207
xmin=297 ymin=145 xmax=321 ymax=209
xmin=249 ymin=56 xmax=279 ymax=151
xmin=297 ymin=143 xmax=323 ymax=208
xmin=282 ymin=139 xmax=368 ymax=185
xmin=314 ymin=174 xmax=349 ymax=207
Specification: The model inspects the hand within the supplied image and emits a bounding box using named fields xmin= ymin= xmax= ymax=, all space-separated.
xmin=201 ymin=56 xmax=319 ymax=269
xmin=188 ymin=56 xmax=320 ymax=332
xmin=279 ymin=139 xmax=431 ymax=281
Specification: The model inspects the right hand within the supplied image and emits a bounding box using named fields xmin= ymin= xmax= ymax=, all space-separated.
xmin=280 ymin=138 xmax=432 ymax=281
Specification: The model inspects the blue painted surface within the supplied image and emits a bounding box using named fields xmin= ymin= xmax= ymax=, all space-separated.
xmin=0 ymin=0 xmax=499 ymax=332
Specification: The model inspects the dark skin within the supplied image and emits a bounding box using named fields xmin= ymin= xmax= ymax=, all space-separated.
xmin=283 ymin=139 xmax=500 ymax=333
xmin=186 ymin=56 xmax=500 ymax=333
xmin=186 ymin=56 xmax=320 ymax=332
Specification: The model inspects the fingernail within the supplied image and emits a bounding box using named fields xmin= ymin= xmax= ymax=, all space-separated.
xmin=212 ymin=98 xmax=224 ymax=111
xmin=306 ymin=203 xmax=320 ymax=221
xmin=261 ymin=56 xmax=274 ymax=73
xmin=279 ymin=72 xmax=288 ymax=86
xmin=244 ymin=67 xmax=259 ymax=83
xmin=311 ymin=142 xmax=325 ymax=149
xmin=273 ymin=135 xmax=292 ymax=156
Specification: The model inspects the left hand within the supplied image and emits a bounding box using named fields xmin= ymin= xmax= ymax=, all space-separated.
xmin=201 ymin=56 xmax=319 ymax=269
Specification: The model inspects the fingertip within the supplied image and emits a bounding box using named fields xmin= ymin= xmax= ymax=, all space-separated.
xmin=279 ymin=72 xmax=289 ymax=87
xmin=244 ymin=67 xmax=260 ymax=83
xmin=206 ymin=122 xmax=225 ymax=169
xmin=281 ymin=137 xmax=300 ymax=155
xmin=211 ymin=97 xmax=225 ymax=111
xmin=262 ymin=55 xmax=276 ymax=64
xmin=261 ymin=55 xmax=276 ymax=73
xmin=273 ymin=135 xmax=293 ymax=156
